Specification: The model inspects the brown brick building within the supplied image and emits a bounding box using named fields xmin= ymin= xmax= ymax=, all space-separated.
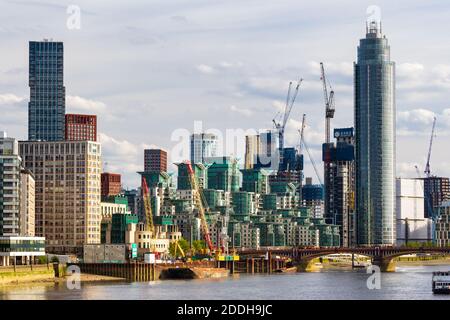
xmin=101 ymin=173 xmax=121 ymax=197
xmin=144 ymin=149 xmax=167 ymax=172
xmin=65 ymin=114 xmax=97 ymax=141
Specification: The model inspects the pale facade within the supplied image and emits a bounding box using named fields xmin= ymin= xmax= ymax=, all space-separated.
xmin=20 ymin=169 xmax=35 ymax=236
xmin=19 ymin=141 xmax=102 ymax=254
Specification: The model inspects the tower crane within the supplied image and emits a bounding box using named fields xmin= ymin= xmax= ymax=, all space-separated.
xmin=299 ymin=115 xmax=323 ymax=186
xmin=273 ymin=78 xmax=303 ymax=152
xmin=185 ymin=161 xmax=215 ymax=253
xmin=298 ymin=113 xmax=306 ymax=154
xmin=141 ymin=176 xmax=156 ymax=240
xmin=320 ymin=62 xmax=335 ymax=144
xmin=424 ymin=117 xmax=437 ymax=178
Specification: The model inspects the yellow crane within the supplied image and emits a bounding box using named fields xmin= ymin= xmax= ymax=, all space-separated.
xmin=186 ymin=161 xmax=215 ymax=253
xmin=173 ymin=239 xmax=186 ymax=258
xmin=142 ymin=176 xmax=157 ymax=252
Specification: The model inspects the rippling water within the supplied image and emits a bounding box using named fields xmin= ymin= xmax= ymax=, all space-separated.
xmin=1 ymin=265 xmax=450 ymax=300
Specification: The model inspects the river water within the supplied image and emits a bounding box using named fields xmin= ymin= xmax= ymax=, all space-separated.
xmin=1 ymin=265 xmax=450 ymax=300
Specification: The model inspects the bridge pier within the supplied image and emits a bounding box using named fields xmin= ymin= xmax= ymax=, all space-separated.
xmin=296 ymin=258 xmax=321 ymax=272
xmin=372 ymin=256 xmax=396 ymax=272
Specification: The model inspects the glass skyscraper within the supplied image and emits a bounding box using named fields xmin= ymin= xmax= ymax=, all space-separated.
xmin=190 ymin=133 xmax=218 ymax=164
xmin=354 ymin=21 xmax=396 ymax=246
xmin=28 ymin=40 xmax=65 ymax=141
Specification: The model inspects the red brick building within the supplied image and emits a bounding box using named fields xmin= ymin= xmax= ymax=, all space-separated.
xmin=101 ymin=173 xmax=121 ymax=197
xmin=65 ymin=114 xmax=97 ymax=141
xmin=144 ymin=149 xmax=167 ymax=172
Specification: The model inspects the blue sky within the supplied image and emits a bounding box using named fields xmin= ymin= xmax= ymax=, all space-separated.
xmin=1 ymin=0 xmax=450 ymax=187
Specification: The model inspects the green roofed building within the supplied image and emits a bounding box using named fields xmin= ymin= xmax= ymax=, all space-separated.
xmin=241 ymin=168 xmax=269 ymax=194
xmin=138 ymin=171 xmax=172 ymax=189
xmin=205 ymin=157 xmax=240 ymax=192
xmin=175 ymin=162 xmax=208 ymax=190
xmin=111 ymin=214 xmax=138 ymax=244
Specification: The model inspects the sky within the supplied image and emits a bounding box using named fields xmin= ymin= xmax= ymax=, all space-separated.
xmin=1 ymin=0 xmax=450 ymax=188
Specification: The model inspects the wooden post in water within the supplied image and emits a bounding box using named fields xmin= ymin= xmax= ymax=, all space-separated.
xmin=251 ymin=258 xmax=255 ymax=274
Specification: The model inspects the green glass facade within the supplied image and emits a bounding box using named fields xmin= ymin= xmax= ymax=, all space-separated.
xmin=355 ymin=21 xmax=396 ymax=245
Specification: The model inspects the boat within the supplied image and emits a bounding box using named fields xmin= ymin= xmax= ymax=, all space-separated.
xmin=432 ymin=271 xmax=450 ymax=294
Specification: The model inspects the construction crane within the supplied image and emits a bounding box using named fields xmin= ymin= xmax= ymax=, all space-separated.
xmin=141 ymin=177 xmax=156 ymax=246
xmin=320 ymin=62 xmax=335 ymax=144
xmin=273 ymin=78 xmax=303 ymax=152
xmin=299 ymin=115 xmax=323 ymax=186
xmin=173 ymin=239 xmax=186 ymax=259
xmin=424 ymin=117 xmax=437 ymax=178
xmin=186 ymin=161 xmax=215 ymax=253
xmin=298 ymin=113 xmax=306 ymax=154
xmin=415 ymin=165 xmax=437 ymax=243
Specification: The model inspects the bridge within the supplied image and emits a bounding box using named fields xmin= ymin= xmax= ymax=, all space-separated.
xmin=237 ymin=247 xmax=450 ymax=272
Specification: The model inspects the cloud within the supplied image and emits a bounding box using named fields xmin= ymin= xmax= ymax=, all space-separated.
xmin=307 ymin=61 xmax=353 ymax=78
xmin=230 ymin=105 xmax=252 ymax=117
xmin=99 ymin=132 xmax=163 ymax=187
xmin=397 ymin=108 xmax=450 ymax=136
xmin=219 ymin=61 xmax=243 ymax=69
xmin=196 ymin=64 xmax=215 ymax=74
xmin=397 ymin=63 xmax=425 ymax=78
xmin=66 ymin=95 xmax=107 ymax=114
xmin=0 ymin=93 xmax=25 ymax=105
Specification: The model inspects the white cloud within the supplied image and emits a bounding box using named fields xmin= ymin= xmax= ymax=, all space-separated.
xmin=397 ymin=108 xmax=436 ymax=127
xmin=397 ymin=63 xmax=425 ymax=78
xmin=230 ymin=105 xmax=252 ymax=117
xmin=0 ymin=93 xmax=25 ymax=105
xmin=196 ymin=64 xmax=215 ymax=74
xmin=99 ymin=132 xmax=162 ymax=187
xmin=307 ymin=61 xmax=353 ymax=77
xmin=66 ymin=95 xmax=107 ymax=114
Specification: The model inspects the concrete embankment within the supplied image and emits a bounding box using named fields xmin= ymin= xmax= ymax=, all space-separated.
xmin=0 ymin=264 xmax=124 ymax=286
xmin=159 ymin=267 xmax=229 ymax=279
xmin=0 ymin=265 xmax=62 ymax=286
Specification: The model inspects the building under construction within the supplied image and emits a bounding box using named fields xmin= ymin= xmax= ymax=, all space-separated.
xmin=424 ymin=177 xmax=450 ymax=218
xmin=322 ymin=128 xmax=356 ymax=247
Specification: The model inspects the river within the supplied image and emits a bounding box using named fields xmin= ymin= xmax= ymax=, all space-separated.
xmin=1 ymin=265 xmax=450 ymax=300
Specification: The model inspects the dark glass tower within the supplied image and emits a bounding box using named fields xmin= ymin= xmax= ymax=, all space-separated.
xmin=28 ymin=40 xmax=65 ymax=141
xmin=354 ymin=21 xmax=396 ymax=246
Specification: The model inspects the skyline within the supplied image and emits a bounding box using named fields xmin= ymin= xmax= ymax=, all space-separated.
xmin=1 ymin=1 xmax=450 ymax=188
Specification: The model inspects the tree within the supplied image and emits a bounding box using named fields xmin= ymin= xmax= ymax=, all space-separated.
xmin=38 ymin=256 xmax=48 ymax=264
xmin=169 ymin=238 xmax=190 ymax=258
xmin=192 ymin=240 xmax=206 ymax=253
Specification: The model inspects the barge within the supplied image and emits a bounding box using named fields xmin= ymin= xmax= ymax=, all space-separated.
xmin=432 ymin=271 xmax=450 ymax=294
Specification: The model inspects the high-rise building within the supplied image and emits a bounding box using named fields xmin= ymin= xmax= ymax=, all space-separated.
xmin=19 ymin=140 xmax=102 ymax=254
xmin=144 ymin=149 xmax=167 ymax=172
xmin=101 ymin=173 xmax=121 ymax=198
xmin=436 ymin=201 xmax=450 ymax=247
xmin=256 ymin=131 xmax=280 ymax=170
xmin=323 ymin=128 xmax=356 ymax=247
xmin=0 ymin=132 xmax=22 ymax=236
xmin=20 ymin=169 xmax=35 ymax=237
xmin=65 ymin=114 xmax=97 ymax=141
xmin=302 ymin=177 xmax=324 ymax=219
xmin=190 ymin=133 xmax=218 ymax=164
xmin=354 ymin=21 xmax=396 ymax=246
xmin=28 ymin=40 xmax=65 ymax=141
xmin=244 ymin=135 xmax=260 ymax=170
xmin=423 ymin=177 xmax=450 ymax=218
xmin=244 ymin=131 xmax=280 ymax=170
xmin=396 ymin=178 xmax=431 ymax=245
